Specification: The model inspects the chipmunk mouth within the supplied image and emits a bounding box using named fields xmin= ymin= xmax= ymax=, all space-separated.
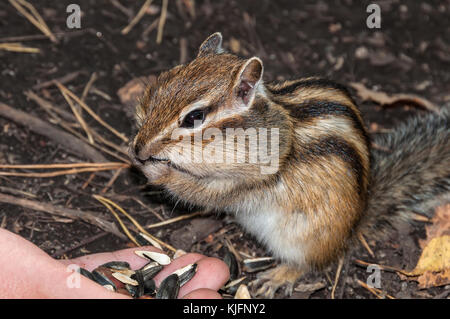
xmin=167 ymin=161 xmax=205 ymax=179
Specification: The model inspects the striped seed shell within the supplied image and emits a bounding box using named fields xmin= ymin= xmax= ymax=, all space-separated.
xmin=111 ymin=272 xmax=138 ymax=286
xmin=138 ymin=261 xmax=163 ymax=281
xmin=223 ymin=249 xmax=239 ymax=280
xmin=243 ymin=257 xmax=275 ymax=273
xmin=100 ymin=261 xmax=130 ymax=271
xmin=172 ymin=263 xmax=197 ymax=287
xmin=92 ymin=270 xmax=117 ymax=290
xmin=135 ymin=250 xmax=171 ymax=265
xmin=156 ymin=274 xmax=180 ymax=299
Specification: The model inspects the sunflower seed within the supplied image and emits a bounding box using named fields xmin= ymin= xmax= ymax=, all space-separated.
xmin=223 ymin=276 xmax=247 ymax=290
xmin=135 ymin=250 xmax=171 ymax=265
xmin=143 ymin=279 xmax=156 ymax=295
xmin=111 ymin=272 xmax=139 ymax=286
xmin=173 ymin=249 xmax=187 ymax=259
xmin=100 ymin=261 xmax=130 ymax=271
xmin=92 ymin=270 xmax=117 ymax=290
xmin=224 ymin=249 xmax=239 ymax=280
xmin=243 ymin=257 xmax=275 ymax=272
xmin=137 ymin=261 xmax=163 ymax=281
xmin=103 ymin=284 xmax=116 ymax=292
xmin=172 ymin=263 xmax=197 ymax=287
xmin=125 ymin=284 xmax=142 ymax=298
xmin=234 ymin=284 xmax=251 ymax=299
xmin=77 ymin=267 xmax=95 ymax=281
xmin=156 ymin=274 xmax=180 ymax=299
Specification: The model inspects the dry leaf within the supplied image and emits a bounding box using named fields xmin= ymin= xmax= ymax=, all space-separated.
xmin=401 ymin=204 xmax=450 ymax=288
xmin=420 ymin=204 xmax=450 ymax=248
xmin=417 ymin=269 xmax=450 ymax=289
xmin=349 ymin=82 xmax=439 ymax=113
xmin=409 ymin=236 xmax=450 ymax=275
xmin=117 ymin=76 xmax=156 ymax=108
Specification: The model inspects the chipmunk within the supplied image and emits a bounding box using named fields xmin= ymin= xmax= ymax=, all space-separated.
xmin=129 ymin=33 xmax=450 ymax=298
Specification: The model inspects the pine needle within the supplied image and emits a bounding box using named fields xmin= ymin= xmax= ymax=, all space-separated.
xmin=8 ymin=0 xmax=57 ymax=43
xmin=0 ymin=42 xmax=40 ymax=53
xmin=121 ymin=0 xmax=153 ymax=35
xmin=156 ymin=0 xmax=168 ymax=44
xmin=93 ymin=195 xmax=176 ymax=252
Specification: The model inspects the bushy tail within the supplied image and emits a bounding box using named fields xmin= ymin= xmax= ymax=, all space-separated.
xmin=360 ymin=108 xmax=450 ymax=237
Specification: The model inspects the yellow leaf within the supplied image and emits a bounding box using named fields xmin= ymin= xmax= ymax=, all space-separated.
xmin=408 ymin=235 xmax=450 ymax=276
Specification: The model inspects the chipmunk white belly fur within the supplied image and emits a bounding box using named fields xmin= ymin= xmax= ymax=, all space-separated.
xmin=129 ymin=33 xmax=450 ymax=298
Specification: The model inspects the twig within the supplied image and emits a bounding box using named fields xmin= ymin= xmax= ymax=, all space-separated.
xmin=0 ymin=165 xmax=128 ymax=178
xmin=121 ymin=0 xmax=153 ymax=35
xmin=81 ymin=172 xmax=96 ymax=189
xmin=100 ymin=168 xmax=124 ymax=194
xmin=145 ymin=211 xmax=203 ymax=229
xmin=91 ymin=88 xmax=112 ymax=101
xmin=25 ymin=90 xmax=74 ymax=122
xmin=354 ymin=259 xmax=408 ymax=275
xmin=56 ymin=81 xmax=95 ymax=144
xmin=156 ymin=0 xmax=168 ymax=44
xmin=94 ymin=196 xmax=140 ymax=246
xmin=0 ymin=186 xmax=36 ymax=198
xmin=81 ymin=72 xmax=98 ymax=102
xmin=349 ymin=82 xmax=440 ymax=113
xmin=8 ymin=0 xmax=57 ymax=43
xmin=32 ymin=71 xmax=84 ymax=90
xmin=142 ymin=17 xmax=159 ymax=38
xmin=56 ymin=83 xmax=129 ymax=143
xmin=0 ymin=193 xmax=125 ymax=239
xmin=0 ymin=42 xmax=40 ymax=53
xmin=179 ymin=37 xmax=188 ymax=64
xmin=358 ymin=232 xmax=375 ymax=258
xmin=110 ymin=0 xmax=134 ymax=19
xmin=331 ymin=256 xmax=344 ymax=299
xmin=24 ymin=92 xmax=130 ymax=163
xmin=0 ymin=162 xmax=127 ymax=169
xmin=356 ymin=279 xmax=395 ymax=299
xmin=0 ymin=101 xmax=107 ymax=162
xmin=133 ymin=197 xmax=165 ymax=221
xmin=94 ymin=195 xmax=176 ymax=252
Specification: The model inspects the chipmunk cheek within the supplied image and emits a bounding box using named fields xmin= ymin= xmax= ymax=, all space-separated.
xmin=141 ymin=163 xmax=170 ymax=184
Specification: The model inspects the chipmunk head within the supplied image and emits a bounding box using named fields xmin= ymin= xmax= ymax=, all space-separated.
xmin=130 ymin=33 xmax=289 ymax=187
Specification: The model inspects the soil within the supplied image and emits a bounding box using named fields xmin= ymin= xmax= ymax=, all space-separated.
xmin=0 ymin=0 xmax=449 ymax=299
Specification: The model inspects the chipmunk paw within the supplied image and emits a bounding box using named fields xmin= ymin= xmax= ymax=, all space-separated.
xmin=252 ymin=265 xmax=302 ymax=298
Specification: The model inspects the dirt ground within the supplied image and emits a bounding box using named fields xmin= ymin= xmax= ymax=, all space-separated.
xmin=0 ymin=0 xmax=449 ymax=299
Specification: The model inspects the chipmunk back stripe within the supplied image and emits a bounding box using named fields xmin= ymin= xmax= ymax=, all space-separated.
xmin=268 ymin=78 xmax=353 ymax=101
xmin=297 ymin=136 xmax=366 ymax=196
xmin=281 ymin=100 xmax=370 ymax=146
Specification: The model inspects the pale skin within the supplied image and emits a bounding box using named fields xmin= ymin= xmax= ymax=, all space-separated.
xmin=0 ymin=228 xmax=230 ymax=299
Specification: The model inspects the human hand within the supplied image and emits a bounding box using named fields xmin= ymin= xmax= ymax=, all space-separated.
xmin=0 ymin=228 xmax=229 ymax=299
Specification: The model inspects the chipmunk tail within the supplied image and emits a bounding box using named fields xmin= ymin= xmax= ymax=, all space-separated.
xmin=359 ymin=107 xmax=450 ymax=239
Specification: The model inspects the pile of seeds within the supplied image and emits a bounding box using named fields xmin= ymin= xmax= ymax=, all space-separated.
xmin=77 ymin=250 xmax=197 ymax=299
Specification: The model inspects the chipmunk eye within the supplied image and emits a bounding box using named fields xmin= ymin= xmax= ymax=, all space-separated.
xmin=180 ymin=109 xmax=205 ymax=128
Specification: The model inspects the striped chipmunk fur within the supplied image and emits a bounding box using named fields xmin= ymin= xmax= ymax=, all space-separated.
xmin=129 ymin=33 xmax=450 ymax=298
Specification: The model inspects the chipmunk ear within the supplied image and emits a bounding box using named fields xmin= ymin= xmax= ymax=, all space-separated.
xmin=197 ymin=32 xmax=223 ymax=57
xmin=234 ymin=57 xmax=264 ymax=106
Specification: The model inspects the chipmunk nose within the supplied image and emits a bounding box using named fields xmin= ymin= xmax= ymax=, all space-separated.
xmin=130 ymin=142 xmax=147 ymax=165
xmin=132 ymin=143 xmax=163 ymax=165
